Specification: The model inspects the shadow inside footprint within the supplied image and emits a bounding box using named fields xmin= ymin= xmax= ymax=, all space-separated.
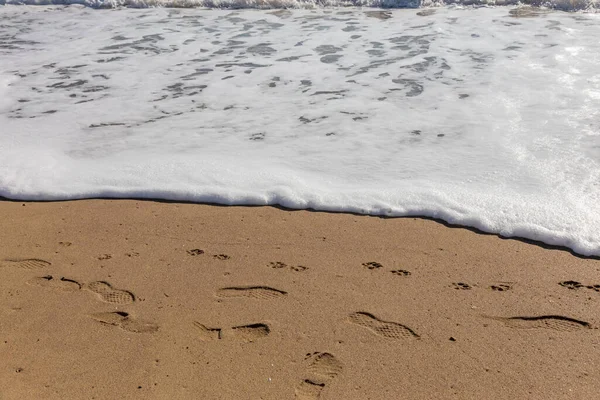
xmin=559 ymin=281 xmax=600 ymax=292
xmin=362 ymin=261 xmax=383 ymax=270
xmin=193 ymin=322 xmax=222 ymax=341
xmin=452 ymin=282 xmax=472 ymax=290
xmin=489 ymin=315 xmax=591 ymax=332
xmin=559 ymin=280 xmax=581 ymax=289
xmin=269 ymin=261 xmax=287 ymax=269
xmin=187 ymin=248 xmax=205 ymax=256
xmin=27 ymin=275 xmax=81 ymax=291
xmin=489 ymin=284 xmax=511 ymax=292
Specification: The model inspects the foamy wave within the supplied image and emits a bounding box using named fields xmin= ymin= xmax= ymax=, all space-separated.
xmin=0 ymin=0 xmax=598 ymax=10
xmin=2 ymin=7 xmax=600 ymax=256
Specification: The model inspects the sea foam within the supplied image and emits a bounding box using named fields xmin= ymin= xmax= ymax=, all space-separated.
xmin=1 ymin=6 xmax=599 ymax=256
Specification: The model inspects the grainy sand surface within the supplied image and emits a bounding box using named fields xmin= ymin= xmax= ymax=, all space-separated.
xmin=1 ymin=199 xmax=599 ymax=399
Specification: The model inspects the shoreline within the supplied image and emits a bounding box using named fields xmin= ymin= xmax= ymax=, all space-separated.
xmin=2 ymin=199 xmax=600 ymax=399
xmin=2 ymin=196 xmax=597 ymax=260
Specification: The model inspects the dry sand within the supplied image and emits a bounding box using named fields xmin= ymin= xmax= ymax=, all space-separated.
xmin=1 ymin=199 xmax=599 ymax=399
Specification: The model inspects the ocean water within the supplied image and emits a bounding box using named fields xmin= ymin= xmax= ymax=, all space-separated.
xmin=0 ymin=5 xmax=599 ymax=256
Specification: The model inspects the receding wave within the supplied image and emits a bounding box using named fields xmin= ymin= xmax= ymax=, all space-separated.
xmin=0 ymin=0 xmax=598 ymax=11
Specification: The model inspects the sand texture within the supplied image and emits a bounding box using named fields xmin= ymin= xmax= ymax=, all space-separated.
xmin=1 ymin=199 xmax=599 ymax=399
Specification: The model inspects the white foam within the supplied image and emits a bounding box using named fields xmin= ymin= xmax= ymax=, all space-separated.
xmin=1 ymin=6 xmax=600 ymax=256
xmin=0 ymin=73 xmax=17 ymax=113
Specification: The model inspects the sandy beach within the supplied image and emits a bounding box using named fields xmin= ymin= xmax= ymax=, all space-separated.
xmin=1 ymin=199 xmax=599 ymax=399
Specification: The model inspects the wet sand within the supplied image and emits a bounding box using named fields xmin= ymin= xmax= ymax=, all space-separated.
xmin=1 ymin=199 xmax=599 ymax=399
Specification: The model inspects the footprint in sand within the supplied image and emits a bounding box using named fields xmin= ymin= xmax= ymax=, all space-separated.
xmin=295 ymin=352 xmax=343 ymax=399
xmin=216 ymin=286 xmax=287 ymax=300
xmin=453 ymin=282 xmax=514 ymax=291
xmin=488 ymin=315 xmax=591 ymax=332
xmin=347 ymin=312 xmax=419 ymax=340
xmin=489 ymin=283 xmax=512 ymax=292
xmin=269 ymin=261 xmax=308 ymax=272
xmin=90 ymin=311 xmax=158 ymax=334
xmin=362 ymin=262 xmax=411 ymax=276
xmin=187 ymin=249 xmax=205 ymax=256
xmin=559 ymin=280 xmax=600 ymax=292
xmin=362 ymin=261 xmax=383 ymax=270
xmin=1 ymin=258 xmax=51 ymax=270
xmin=560 ymin=280 xmax=584 ymax=290
xmin=452 ymin=282 xmax=473 ymax=290
xmin=194 ymin=323 xmax=222 ymax=341
xmin=230 ymin=324 xmax=271 ymax=342
xmin=584 ymin=285 xmax=600 ymax=292
xmin=26 ymin=275 xmax=81 ymax=291
xmin=193 ymin=322 xmax=270 ymax=342
xmin=86 ymin=281 xmax=135 ymax=304
xmin=269 ymin=261 xmax=288 ymax=269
